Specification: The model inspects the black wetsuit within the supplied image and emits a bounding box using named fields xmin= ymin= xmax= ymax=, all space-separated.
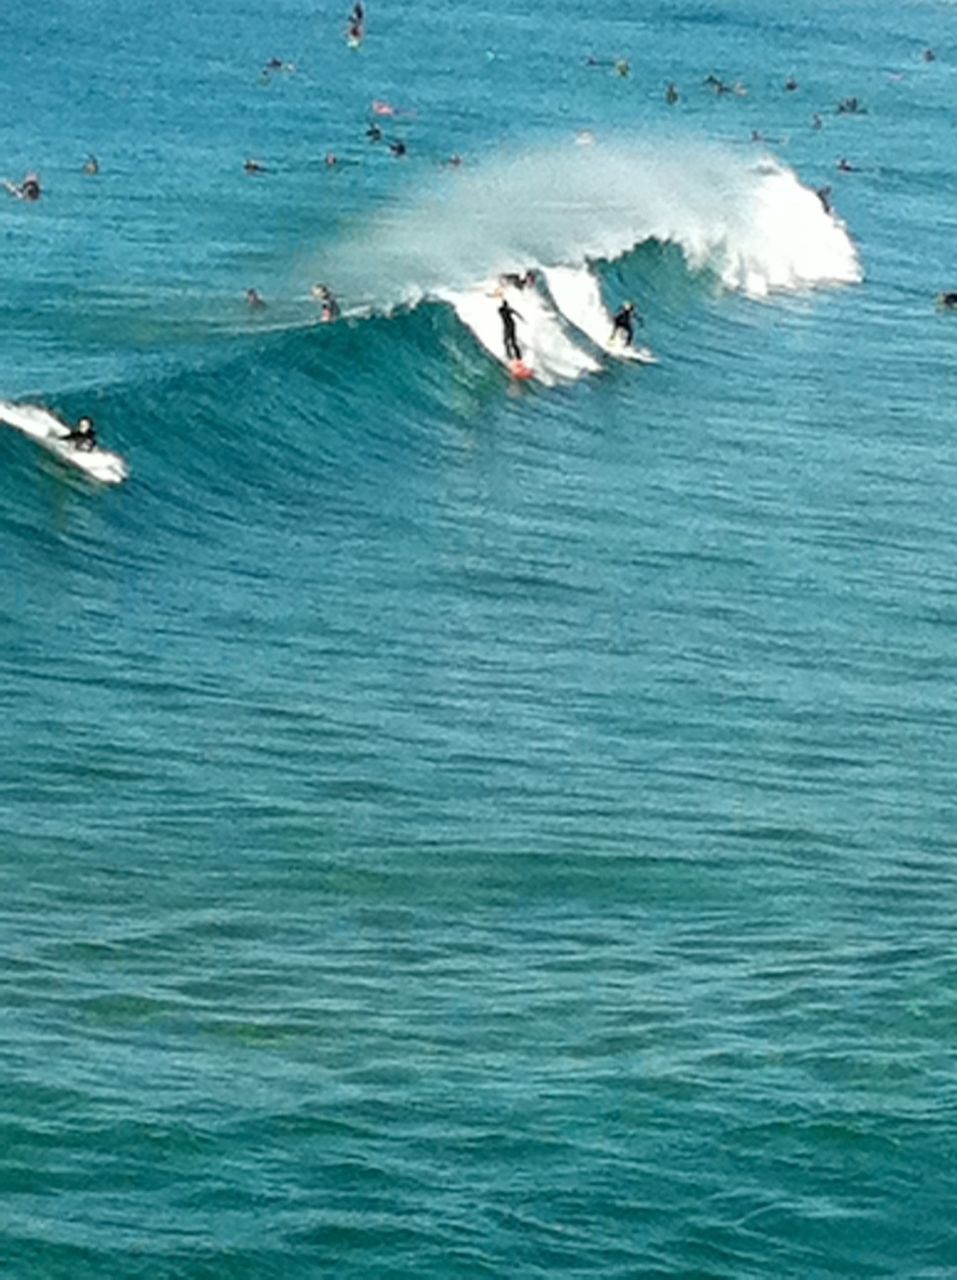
xmin=499 ymin=300 xmax=523 ymax=360
xmin=64 ymin=427 xmax=97 ymax=452
xmin=611 ymin=307 xmax=635 ymax=345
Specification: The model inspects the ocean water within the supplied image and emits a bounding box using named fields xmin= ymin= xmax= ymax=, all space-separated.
xmin=3 ymin=0 xmax=957 ymax=1274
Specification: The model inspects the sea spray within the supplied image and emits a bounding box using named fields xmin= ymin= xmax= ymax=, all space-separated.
xmin=307 ymin=134 xmax=862 ymax=311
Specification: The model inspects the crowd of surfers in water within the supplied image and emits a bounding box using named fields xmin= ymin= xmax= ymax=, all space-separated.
xmin=5 ymin=13 xmax=956 ymax=385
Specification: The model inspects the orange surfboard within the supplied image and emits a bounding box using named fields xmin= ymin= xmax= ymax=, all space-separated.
xmin=509 ymin=359 xmax=534 ymax=380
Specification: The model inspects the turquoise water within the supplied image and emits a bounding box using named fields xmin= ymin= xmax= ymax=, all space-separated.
xmin=4 ymin=0 xmax=957 ymax=1274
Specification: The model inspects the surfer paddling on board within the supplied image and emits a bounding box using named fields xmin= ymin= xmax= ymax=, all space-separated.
xmin=346 ymin=1 xmax=364 ymax=44
xmin=611 ymin=301 xmax=642 ymax=346
xmin=62 ymin=416 xmax=98 ymax=452
xmin=500 ymin=270 xmax=536 ymax=290
xmin=3 ymin=173 xmax=41 ymax=201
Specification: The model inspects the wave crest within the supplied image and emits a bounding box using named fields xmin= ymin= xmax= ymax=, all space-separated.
xmin=310 ymin=135 xmax=861 ymax=310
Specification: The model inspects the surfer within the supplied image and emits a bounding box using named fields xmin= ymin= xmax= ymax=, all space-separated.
xmin=389 ymin=139 xmax=407 ymax=158
xmin=816 ymin=185 xmax=833 ymax=214
xmin=83 ymin=155 xmax=99 ymax=176
xmin=3 ymin=173 xmax=41 ymax=201
xmin=611 ymin=301 xmax=641 ymax=346
xmin=500 ymin=271 xmax=535 ymax=290
xmin=246 ymin=288 xmax=266 ymax=310
xmin=366 ymin=122 xmax=383 ymax=142
xmin=347 ymin=1 xmax=364 ymax=43
xmin=63 ymin=416 xmax=98 ymax=452
xmin=704 ymin=74 xmax=732 ymax=95
xmin=311 ymin=284 xmax=339 ymax=322
xmin=498 ymin=298 xmax=524 ymax=361
xmin=937 ymin=292 xmax=957 ymax=309
xmin=665 ymin=82 xmax=679 ymax=104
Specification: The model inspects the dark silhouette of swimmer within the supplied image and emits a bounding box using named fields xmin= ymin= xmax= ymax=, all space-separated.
xmin=811 ymin=113 xmax=823 ymax=130
xmin=500 ymin=271 xmax=535 ymax=290
xmin=311 ymin=283 xmax=340 ymax=322
xmin=704 ymin=74 xmax=732 ymax=95
xmin=366 ymin=122 xmax=383 ymax=142
xmin=837 ymin=157 xmax=856 ymax=172
xmin=246 ymin=288 xmax=266 ymax=309
xmin=923 ymin=48 xmax=936 ymax=63
xmin=244 ymin=158 xmax=267 ymax=173
xmin=499 ymin=298 xmax=524 ymax=360
xmin=3 ymin=173 xmax=41 ymax=201
xmin=347 ymin=1 xmax=364 ymax=42
xmin=63 ymin=415 xmax=97 ymax=452
xmin=937 ymin=292 xmax=957 ymax=308
xmin=785 ymin=75 xmax=799 ymax=91
xmin=389 ymin=139 xmax=407 ymax=157
xmin=611 ymin=301 xmax=641 ymax=345
xmin=665 ymin=82 xmax=679 ymax=105
xmin=816 ymin=185 xmax=833 ymax=214
xmin=836 ymin=96 xmax=866 ymax=114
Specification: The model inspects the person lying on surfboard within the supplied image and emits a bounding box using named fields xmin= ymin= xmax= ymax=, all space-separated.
xmin=611 ymin=301 xmax=642 ymax=346
xmin=347 ymin=1 xmax=364 ymax=43
xmin=62 ymin=416 xmax=98 ymax=452
xmin=500 ymin=270 xmax=536 ymax=290
xmin=498 ymin=298 xmax=524 ymax=361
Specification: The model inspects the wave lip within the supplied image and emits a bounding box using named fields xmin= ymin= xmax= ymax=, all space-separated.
xmin=317 ymin=135 xmax=862 ymax=315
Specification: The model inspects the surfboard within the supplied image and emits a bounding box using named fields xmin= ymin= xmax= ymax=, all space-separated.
xmin=0 ymin=400 xmax=129 ymax=485
xmin=607 ymin=329 xmax=658 ymax=364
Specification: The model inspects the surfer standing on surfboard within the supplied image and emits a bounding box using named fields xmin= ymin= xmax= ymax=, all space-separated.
xmin=498 ymin=298 xmax=524 ymax=362
xmin=611 ymin=301 xmax=641 ymax=346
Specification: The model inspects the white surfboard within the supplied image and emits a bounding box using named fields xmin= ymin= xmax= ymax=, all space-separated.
xmin=542 ymin=265 xmax=658 ymax=364
xmin=0 ymin=400 xmax=129 ymax=485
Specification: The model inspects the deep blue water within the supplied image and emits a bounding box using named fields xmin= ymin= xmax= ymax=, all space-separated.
xmin=3 ymin=0 xmax=957 ymax=1275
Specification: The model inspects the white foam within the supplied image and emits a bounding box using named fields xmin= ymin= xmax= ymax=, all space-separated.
xmin=542 ymin=265 xmax=657 ymax=362
xmin=312 ymin=135 xmax=862 ymax=309
xmin=440 ymin=282 xmax=600 ymax=384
